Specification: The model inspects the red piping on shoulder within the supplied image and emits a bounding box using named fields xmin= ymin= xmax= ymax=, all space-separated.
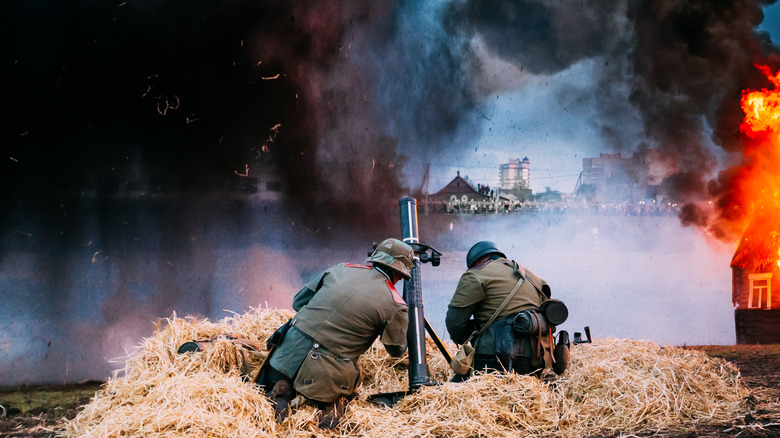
xmin=387 ymin=280 xmax=406 ymax=305
xmin=345 ymin=263 xmax=372 ymax=269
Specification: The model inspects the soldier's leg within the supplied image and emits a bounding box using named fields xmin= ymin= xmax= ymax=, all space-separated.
xmin=271 ymin=379 xmax=295 ymax=422
xmin=512 ymin=336 xmax=542 ymax=376
xmin=451 ymin=353 xmax=507 ymax=381
xmin=473 ymin=353 xmax=507 ymax=374
xmin=316 ymin=365 xmax=362 ymax=429
xmin=257 ymin=365 xmax=295 ymax=422
xmin=450 ymin=372 xmax=470 ymax=382
xmin=317 ymin=396 xmax=348 ymax=429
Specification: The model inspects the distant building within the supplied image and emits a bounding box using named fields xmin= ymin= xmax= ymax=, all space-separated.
xmin=428 ymin=171 xmax=511 ymax=213
xmin=580 ymin=149 xmax=677 ymax=202
xmin=430 ymin=171 xmax=490 ymax=202
xmin=582 ymin=153 xmax=629 ymax=187
xmin=498 ymin=158 xmax=532 ymax=201
xmin=499 ymin=158 xmax=530 ymax=191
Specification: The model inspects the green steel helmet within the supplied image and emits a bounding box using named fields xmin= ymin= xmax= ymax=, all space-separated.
xmin=366 ymin=238 xmax=414 ymax=280
xmin=466 ymin=240 xmax=506 ymax=268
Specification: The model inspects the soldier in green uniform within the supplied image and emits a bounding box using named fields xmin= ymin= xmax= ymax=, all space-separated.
xmin=446 ymin=241 xmax=553 ymax=380
xmin=257 ymin=238 xmax=414 ymax=429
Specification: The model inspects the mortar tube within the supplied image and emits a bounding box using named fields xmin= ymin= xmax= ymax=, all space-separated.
xmin=399 ymin=197 xmax=432 ymax=389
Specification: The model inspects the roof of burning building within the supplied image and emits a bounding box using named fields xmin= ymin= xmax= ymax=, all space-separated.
xmin=730 ymin=210 xmax=780 ymax=271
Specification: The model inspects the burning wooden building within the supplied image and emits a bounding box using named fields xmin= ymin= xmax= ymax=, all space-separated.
xmin=731 ymin=213 xmax=780 ymax=344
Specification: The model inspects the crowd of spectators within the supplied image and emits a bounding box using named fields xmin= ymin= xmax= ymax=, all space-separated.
xmin=435 ymin=198 xmax=680 ymax=217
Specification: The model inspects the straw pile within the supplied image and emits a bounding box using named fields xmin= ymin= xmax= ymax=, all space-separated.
xmin=64 ymin=308 xmax=750 ymax=438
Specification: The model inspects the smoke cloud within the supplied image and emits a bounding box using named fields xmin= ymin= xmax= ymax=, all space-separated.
xmin=1 ymin=0 xmax=778 ymax=384
xmin=443 ymin=0 xmax=780 ymax=242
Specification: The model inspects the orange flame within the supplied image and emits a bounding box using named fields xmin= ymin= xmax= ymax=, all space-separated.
xmin=732 ymin=65 xmax=780 ymax=269
xmin=741 ymin=65 xmax=780 ymax=141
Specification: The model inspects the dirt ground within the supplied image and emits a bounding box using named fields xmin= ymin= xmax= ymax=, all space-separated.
xmin=1 ymin=345 xmax=779 ymax=438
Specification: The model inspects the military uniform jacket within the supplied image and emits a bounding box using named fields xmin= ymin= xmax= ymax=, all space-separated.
xmin=270 ymin=263 xmax=409 ymax=379
xmin=446 ymin=257 xmax=549 ymax=355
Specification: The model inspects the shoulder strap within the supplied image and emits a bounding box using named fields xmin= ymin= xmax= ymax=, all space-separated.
xmin=464 ymin=275 xmax=524 ymax=345
xmin=513 ymin=261 xmax=548 ymax=302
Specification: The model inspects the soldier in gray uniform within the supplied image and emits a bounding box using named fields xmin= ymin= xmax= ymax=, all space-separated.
xmin=446 ymin=241 xmax=552 ymax=380
xmin=257 ymin=238 xmax=414 ymax=429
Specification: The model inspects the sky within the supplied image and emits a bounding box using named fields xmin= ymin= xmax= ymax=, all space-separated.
xmin=3 ymin=0 xmax=780 ymax=224
xmin=3 ymin=0 xmax=780 ymax=385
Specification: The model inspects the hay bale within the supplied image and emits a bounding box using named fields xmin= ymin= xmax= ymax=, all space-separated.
xmin=65 ymin=308 xmax=750 ymax=438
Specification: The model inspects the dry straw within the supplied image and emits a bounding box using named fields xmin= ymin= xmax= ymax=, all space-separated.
xmin=65 ymin=308 xmax=749 ymax=438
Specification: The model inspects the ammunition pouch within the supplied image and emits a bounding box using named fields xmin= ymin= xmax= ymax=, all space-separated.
xmin=293 ymin=344 xmax=360 ymax=403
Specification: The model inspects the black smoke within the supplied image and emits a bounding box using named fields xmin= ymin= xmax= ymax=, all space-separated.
xmin=0 ymin=0 xmax=484 ymax=385
xmin=443 ymin=0 xmax=780 ymax=242
xmin=2 ymin=0 xmax=780 ymax=385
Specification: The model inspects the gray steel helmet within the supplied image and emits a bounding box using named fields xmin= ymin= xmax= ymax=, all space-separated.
xmin=466 ymin=240 xmax=506 ymax=268
xmin=366 ymin=238 xmax=414 ymax=280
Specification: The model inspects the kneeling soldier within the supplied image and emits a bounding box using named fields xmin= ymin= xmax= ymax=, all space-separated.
xmin=446 ymin=241 xmax=569 ymax=380
xmin=257 ymin=238 xmax=413 ymax=429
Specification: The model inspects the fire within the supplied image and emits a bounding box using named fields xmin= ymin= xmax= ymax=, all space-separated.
xmin=741 ymin=65 xmax=780 ymax=141
xmin=731 ymin=65 xmax=780 ymax=270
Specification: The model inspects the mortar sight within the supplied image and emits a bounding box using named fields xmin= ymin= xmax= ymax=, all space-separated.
xmin=411 ymin=243 xmax=441 ymax=266
xmin=369 ymin=242 xmax=441 ymax=267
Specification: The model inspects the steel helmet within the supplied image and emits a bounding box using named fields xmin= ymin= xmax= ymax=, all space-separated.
xmin=466 ymin=241 xmax=506 ymax=268
xmin=366 ymin=238 xmax=414 ymax=280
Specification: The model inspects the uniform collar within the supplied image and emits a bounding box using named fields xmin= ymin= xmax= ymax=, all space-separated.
xmin=373 ymin=265 xmax=393 ymax=282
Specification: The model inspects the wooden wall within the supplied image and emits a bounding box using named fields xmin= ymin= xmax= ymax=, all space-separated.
xmin=735 ymin=308 xmax=780 ymax=344
xmin=732 ymin=266 xmax=780 ymax=309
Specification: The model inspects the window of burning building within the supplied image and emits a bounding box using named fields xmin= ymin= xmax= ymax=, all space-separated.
xmin=748 ymin=273 xmax=772 ymax=309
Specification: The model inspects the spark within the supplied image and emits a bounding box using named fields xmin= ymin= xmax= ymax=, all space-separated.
xmin=156 ymin=95 xmax=180 ymax=115
xmin=261 ymin=74 xmax=280 ymax=80
xmin=235 ymin=164 xmax=249 ymax=177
